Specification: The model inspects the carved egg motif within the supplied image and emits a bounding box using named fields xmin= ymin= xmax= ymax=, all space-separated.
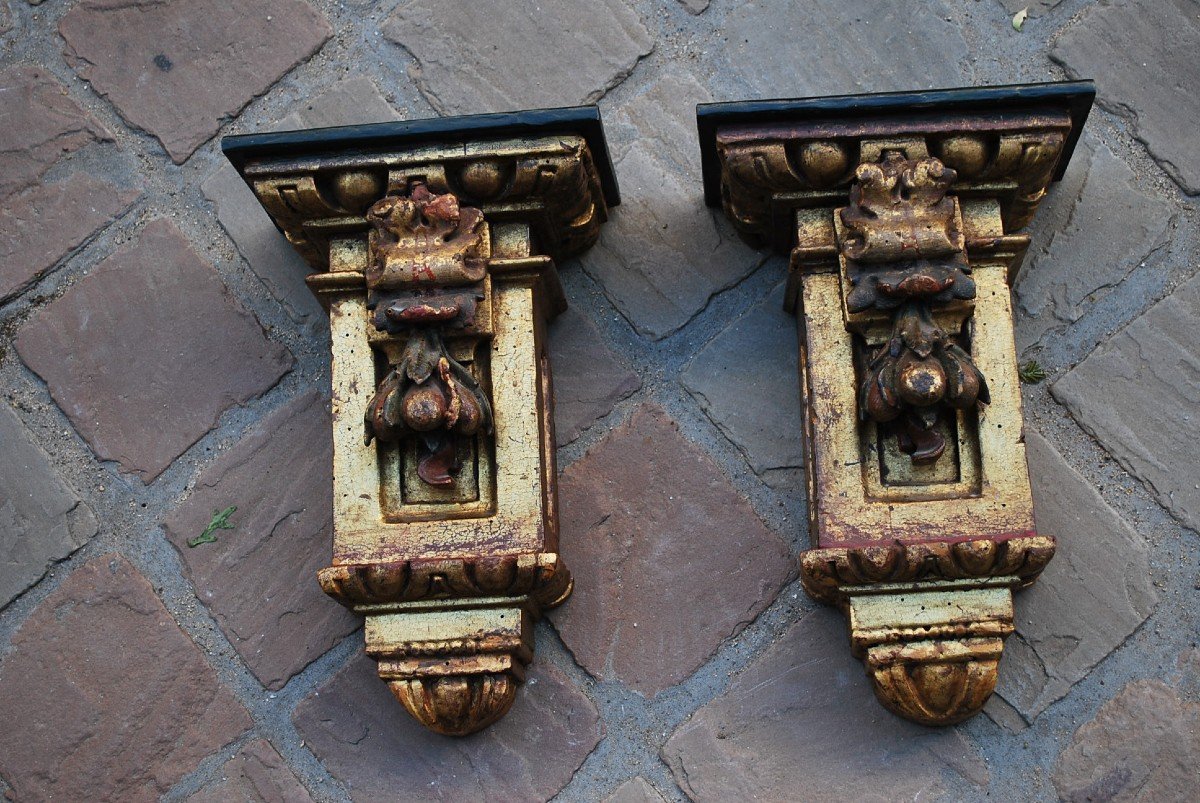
xmin=458 ymin=160 xmax=509 ymax=200
xmin=936 ymin=135 xmax=990 ymax=179
xmin=798 ymin=141 xmax=850 ymax=188
xmin=331 ymin=169 xmax=386 ymax=213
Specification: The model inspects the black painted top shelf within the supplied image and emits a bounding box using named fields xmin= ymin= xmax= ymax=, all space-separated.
xmin=223 ymin=105 xmax=621 ymax=207
xmin=696 ymin=81 xmax=1095 ymax=207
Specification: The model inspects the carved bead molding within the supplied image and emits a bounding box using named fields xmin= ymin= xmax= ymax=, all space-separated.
xmin=697 ymin=83 xmax=1094 ymax=726
xmin=224 ymin=107 xmax=618 ymax=735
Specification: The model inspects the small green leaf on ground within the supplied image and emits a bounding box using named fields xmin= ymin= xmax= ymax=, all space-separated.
xmin=187 ymin=505 xmax=237 ymax=547
xmin=1019 ymin=360 xmax=1047 ymax=384
xmin=1012 ymin=7 xmax=1029 ymax=31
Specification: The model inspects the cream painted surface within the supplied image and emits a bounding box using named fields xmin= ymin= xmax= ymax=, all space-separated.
xmin=800 ymin=265 xmax=1035 ymax=547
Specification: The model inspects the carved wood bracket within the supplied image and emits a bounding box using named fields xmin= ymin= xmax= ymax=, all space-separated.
xmin=224 ymin=108 xmax=618 ymax=735
xmin=698 ymin=83 xmax=1094 ymax=726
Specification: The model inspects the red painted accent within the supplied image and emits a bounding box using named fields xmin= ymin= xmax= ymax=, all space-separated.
xmin=819 ymin=529 xmax=1042 ymax=551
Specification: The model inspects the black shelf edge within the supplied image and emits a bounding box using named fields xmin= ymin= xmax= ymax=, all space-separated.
xmin=222 ymin=105 xmax=620 ymax=207
xmin=696 ymin=81 xmax=1096 ymax=207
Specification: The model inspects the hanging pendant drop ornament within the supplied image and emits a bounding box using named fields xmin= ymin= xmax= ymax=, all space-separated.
xmin=363 ymin=325 xmax=494 ymax=487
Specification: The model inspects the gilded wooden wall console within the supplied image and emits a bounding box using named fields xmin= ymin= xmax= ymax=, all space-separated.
xmin=224 ymin=107 xmax=618 ymax=735
xmin=697 ymin=83 xmax=1094 ymax=725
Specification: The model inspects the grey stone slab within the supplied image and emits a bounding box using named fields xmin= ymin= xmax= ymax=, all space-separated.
xmin=205 ymin=77 xmax=401 ymax=325
xmin=604 ymin=71 xmax=710 ymax=174
xmin=998 ymin=0 xmax=1063 ymax=16
xmin=0 ymin=64 xmax=111 ymax=200
xmin=662 ymin=608 xmax=988 ymax=801
xmin=580 ymin=144 xmax=765 ymax=339
xmin=555 ymin=404 xmax=792 ymax=696
xmin=162 ymin=391 xmax=357 ymax=690
xmin=1052 ymin=272 xmax=1200 ymax=533
xmin=1015 ymin=136 xmax=1175 ymax=352
xmin=60 ymin=0 xmax=332 ymax=162
xmin=202 ymin=165 xmax=322 ymax=325
xmin=584 ymin=72 xmax=764 ymax=339
xmin=293 ymin=654 xmax=601 ymax=802
xmin=15 ymin=218 xmax=294 ymax=483
xmin=276 ymin=75 xmax=401 ymax=131
xmin=719 ymin=0 xmax=972 ymax=99
xmin=0 ymin=404 xmax=97 ymax=608
xmin=0 ymin=555 xmax=252 ymax=801
xmin=682 ymin=283 xmax=803 ymax=489
xmin=383 ymin=0 xmax=653 ymax=115
xmin=0 ymin=172 xmax=138 ymax=302
xmin=991 ymin=431 xmax=1156 ymax=722
xmin=549 ymin=307 xmax=641 ymax=446
xmin=1052 ymin=0 xmax=1200 ymax=194
xmin=1054 ymin=678 xmax=1200 ymax=802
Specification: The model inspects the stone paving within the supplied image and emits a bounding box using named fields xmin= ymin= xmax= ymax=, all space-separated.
xmin=0 ymin=1 xmax=1197 ymax=801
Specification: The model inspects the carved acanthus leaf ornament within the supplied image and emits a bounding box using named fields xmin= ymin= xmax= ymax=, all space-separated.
xmin=842 ymin=154 xmax=990 ymax=465
xmin=362 ymin=184 xmax=493 ymax=487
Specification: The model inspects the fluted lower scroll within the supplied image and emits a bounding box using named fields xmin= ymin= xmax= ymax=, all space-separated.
xmin=390 ymin=674 xmax=518 ymax=736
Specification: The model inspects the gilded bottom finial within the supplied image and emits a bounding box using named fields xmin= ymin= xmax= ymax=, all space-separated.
xmin=389 ymin=673 xmax=518 ymax=736
xmin=864 ymin=637 xmax=1002 ymax=726
xmin=846 ymin=580 xmax=1015 ymax=726
xmin=361 ymin=598 xmax=541 ymax=735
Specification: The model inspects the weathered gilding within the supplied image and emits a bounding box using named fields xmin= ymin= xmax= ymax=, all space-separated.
xmin=226 ymin=117 xmax=613 ymax=735
xmin=699 ymin=85 xmax=1092 ymax=725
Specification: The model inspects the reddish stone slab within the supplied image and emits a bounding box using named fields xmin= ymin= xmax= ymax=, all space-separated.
xmin=0 ymin=403 xmax=98 ymax=608
xmin=548 ymin=307 xmax=640 ymax=446
xmin=554 ymin=404 xmax=792 ymax=696
xmin=293 ymin=654 xmax=601 ymax=802
xmin=59 ymin=0 xmax=332 ymax=163
xmin=662 ymin=608 xmax=988 ymax=800
xmin=0 ymin=64 xmax=110 ymax=199
xmin=16 ymin=218 xmax=293 ymax=482
xmin=163 ymin=390 xmax=356 ymax=690
xmin=1054 ymin=679 xmax=1200 ymax=802
xmin=0 ymin=171 xmax=138 ymax=301
xmin=188 ymin=739 xmax=313 ymax=803
xmin=0 ymin=554 xmax=252 ymax=802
